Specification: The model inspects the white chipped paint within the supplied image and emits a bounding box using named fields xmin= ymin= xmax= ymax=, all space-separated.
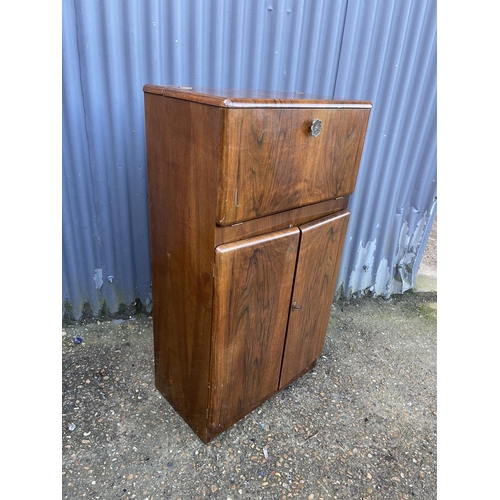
xmin=93 ymin=268 xmax=103 ymax=290
xmin=346 ymin=211 xmax=431 ymax=298
xmin=348 ymin=239 xmax=377 ymax=295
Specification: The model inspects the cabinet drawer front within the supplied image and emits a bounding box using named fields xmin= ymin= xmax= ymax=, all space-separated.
xmin=208 ymin=227 xmax=300 ymax=430
xmin=217 ymin=108 xmax=370 ymax=226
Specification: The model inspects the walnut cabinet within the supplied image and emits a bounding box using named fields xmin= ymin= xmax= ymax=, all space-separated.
xmin=143 ymin=85 xmax=371 ymax=442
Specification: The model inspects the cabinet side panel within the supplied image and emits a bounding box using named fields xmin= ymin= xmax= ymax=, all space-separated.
xmin=208 ymin=228 xmax=300 ymax=432
xmin=144 ymin=94 xmax=221 ymax=440
xmin=279 ymin=211 xmax=350 ymax=389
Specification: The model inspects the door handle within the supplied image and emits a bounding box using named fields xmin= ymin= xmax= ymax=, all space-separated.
xmin=292 ymin=302 xmax=302 ymax=311
xmin=310 ymin=118 xmax=322 ymax=137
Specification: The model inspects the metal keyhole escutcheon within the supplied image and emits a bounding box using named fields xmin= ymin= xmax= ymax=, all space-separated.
xmin=292 ymin=302 xmax=302 ymax=311
xmin=311 ymin=118 xmax=322 ymax=137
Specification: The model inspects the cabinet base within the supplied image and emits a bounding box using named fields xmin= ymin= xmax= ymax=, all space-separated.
xmin=156 ymin=359 xmax=318 ymax=443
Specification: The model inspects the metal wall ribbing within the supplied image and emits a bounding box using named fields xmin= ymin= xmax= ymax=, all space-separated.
xmin=62 ymin=0 xmax=436 ymax=320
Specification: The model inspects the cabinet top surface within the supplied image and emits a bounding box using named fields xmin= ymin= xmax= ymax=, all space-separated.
xmin=143 ymin=84 xmax=372 ymax=109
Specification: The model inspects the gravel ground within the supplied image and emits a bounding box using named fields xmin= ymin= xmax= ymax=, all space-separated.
xmin=62 ymin=289 xmax=437 ymax=500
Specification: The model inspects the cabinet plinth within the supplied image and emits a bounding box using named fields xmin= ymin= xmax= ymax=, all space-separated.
xmin=144 ymin=85 xmax=371 ymax=442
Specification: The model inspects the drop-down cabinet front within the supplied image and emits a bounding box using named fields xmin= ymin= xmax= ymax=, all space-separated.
xmin=143 ymin=85 xmax=371 ymax=443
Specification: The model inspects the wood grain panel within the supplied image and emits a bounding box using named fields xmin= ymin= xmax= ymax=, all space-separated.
xmin=279 ymin=211 xmax=350 ymax=389
xmin=143 ymin=84 xmax=372 ymax=109
xmin=217 ymin=108 xmax=370 ymax=225
xmin=144 ymin=94 xmax=222 ymax=442
xmin=215 ymin=197 xmax=349 ymax=246
xmin=208 ymin=228 xmax=300 ymax=432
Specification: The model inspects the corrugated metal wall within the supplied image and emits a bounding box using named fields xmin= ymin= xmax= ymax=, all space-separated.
xmin=334 ymin=0 xmax=437 ymax=297
xmin=62 ymin=0 xmax=436 ymax=321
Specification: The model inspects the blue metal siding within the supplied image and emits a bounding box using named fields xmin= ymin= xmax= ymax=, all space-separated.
xmin=334 ymin=0 xmax=437 ymax=297
xmin=62 ymin=0 xmax=436 ymax=320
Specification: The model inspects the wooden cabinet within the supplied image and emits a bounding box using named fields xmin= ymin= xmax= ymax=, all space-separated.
xmin=143 ymin=85 xmax=371 ymax=442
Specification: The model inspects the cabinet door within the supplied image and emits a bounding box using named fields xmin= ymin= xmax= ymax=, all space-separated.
xmin=279 ymin=211 xmax=350 ymax=389
xmin=217 ymin=108 xmax=370 ymax=225
xmin=208 ymin=227 xmax=300 ymax=431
